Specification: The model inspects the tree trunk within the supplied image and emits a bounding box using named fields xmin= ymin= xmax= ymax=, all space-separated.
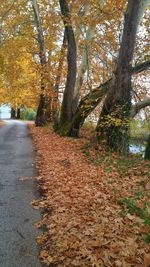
xmin=58 ymin=0 xmax=77 ymax=130
xmin=16 ymin=108 xmax=20 ymax=119
xmin=72 ymin=24 xmax=95 ymax=114
xmin=96 ymin=0 xmax=149 ymax=155
xmin=65 ymin=79 xmax=111 ymax=137
xmin=35 ymin=94 xmax=47 ymax=126
xmin=55 ymin=31 xmax=67 ymax=92
xmin=144 ymin=135 xmax=150 ymax=160
xmin=45 ymin=96 xmax=58 ymax=123
xmin=32 ymin=0 xmax=47 ymax=126
xmin=11 ymin=108 xmax=16 ymax=119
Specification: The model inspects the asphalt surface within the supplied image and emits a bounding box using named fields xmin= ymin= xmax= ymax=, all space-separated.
xmin=0 ymin=120 xmax=43 ymax=267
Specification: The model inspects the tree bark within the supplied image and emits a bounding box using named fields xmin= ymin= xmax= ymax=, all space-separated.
xmin=11 ymin=108 xmax=16 ymax=119
xmin=144 ymin=135 xmax=150 ymax=160
xmin=16 ymin=108 xmax=21 ymax=119
xmin=35 ymin=94 xmax=47 ymax=126
xmin=65 ymin=79 xmax=111 ymax=136
xmin=32 ymin=0 xmax=47 ymax=126
xmin=45 ymin=96 xmax=58 ymax=123
xmin=55 ymin=31 xmax=67 ymax=92
xmin=58 ymin=0 xmax=77 ymax=129
xmin=96 ymin=0 xmax=150 ymax=155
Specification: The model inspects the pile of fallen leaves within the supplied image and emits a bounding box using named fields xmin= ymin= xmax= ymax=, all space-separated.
xmin=30 ymin=125 xmax=150 ymax=267
xmin=0 ymin=120 xmax=5 ymax=127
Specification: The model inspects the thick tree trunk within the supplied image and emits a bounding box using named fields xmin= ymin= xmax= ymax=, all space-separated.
xmin=144 ymin=135 xmax=150 ymax=160
xmin=58 ymin=0 xmax=77 ymax=130
xmin=96 ymin=0 xmax=149 ymax=155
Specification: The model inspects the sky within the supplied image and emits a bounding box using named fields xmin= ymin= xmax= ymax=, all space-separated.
xmin=0 ymin=105 xmax=11 ymax=119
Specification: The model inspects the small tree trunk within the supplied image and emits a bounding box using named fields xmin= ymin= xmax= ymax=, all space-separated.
xmin=144 ymin=135 xmax=150 ymax=160
xmin=32 ymin=0 xmax=48 ymax=126
xmin=16 ymin=108 xmax=20 ymax=119
xmin=11 ymin=108 xmax=16 ymax=119
xmin=45 ymin=96 xmax=58 ymax=123
xmin=35 ymin=94 xmax=47 ymax=126
xmin=55 ymin=31 xmax=67 ymax=92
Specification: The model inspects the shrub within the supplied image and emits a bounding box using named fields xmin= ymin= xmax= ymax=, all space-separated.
xmin=21 ymin=108 xmax=36 ymax=121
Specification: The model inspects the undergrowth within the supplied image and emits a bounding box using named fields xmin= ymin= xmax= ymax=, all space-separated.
xmin=81 ymin=139 xmax=150 ymax=243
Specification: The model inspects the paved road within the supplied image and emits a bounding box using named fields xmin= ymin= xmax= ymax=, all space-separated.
xmin=0 ymin=120 xmax=43 ymax=267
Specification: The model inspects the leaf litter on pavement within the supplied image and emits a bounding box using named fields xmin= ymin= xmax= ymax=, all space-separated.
xmin=30 ymin=125 xmax=150 ymax=267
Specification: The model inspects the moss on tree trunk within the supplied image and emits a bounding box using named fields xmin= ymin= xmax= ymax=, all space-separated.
xmin=96 ymin=99 xmax=131 ymax=155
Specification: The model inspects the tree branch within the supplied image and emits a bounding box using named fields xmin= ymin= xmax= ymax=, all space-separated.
xmin=0 ymin=0 xmax=16 ymax=22
xmin=132 ymin=60 xmax=150 ymax=74
xmin=131 ymin=97 xmax=150 ymax=118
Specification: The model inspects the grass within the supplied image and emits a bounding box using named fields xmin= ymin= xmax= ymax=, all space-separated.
xmin=81 ymin=139 xmax=141 ymax=175
xmin=119 ymin=197 xmax=150 ymax=243
xmin=81 ymin=138 xmax=150 ymax=243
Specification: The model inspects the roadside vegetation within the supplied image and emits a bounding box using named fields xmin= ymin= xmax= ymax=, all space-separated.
xmin=21 ymin=108 xmax=37 ymax=121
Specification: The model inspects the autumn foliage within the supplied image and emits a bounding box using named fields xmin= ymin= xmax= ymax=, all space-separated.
xmin=30 ymin=125 xmax=150 ymax=266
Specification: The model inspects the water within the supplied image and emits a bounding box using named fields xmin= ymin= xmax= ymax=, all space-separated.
xmin=129 ymin=140 xmax=145 ymax=156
